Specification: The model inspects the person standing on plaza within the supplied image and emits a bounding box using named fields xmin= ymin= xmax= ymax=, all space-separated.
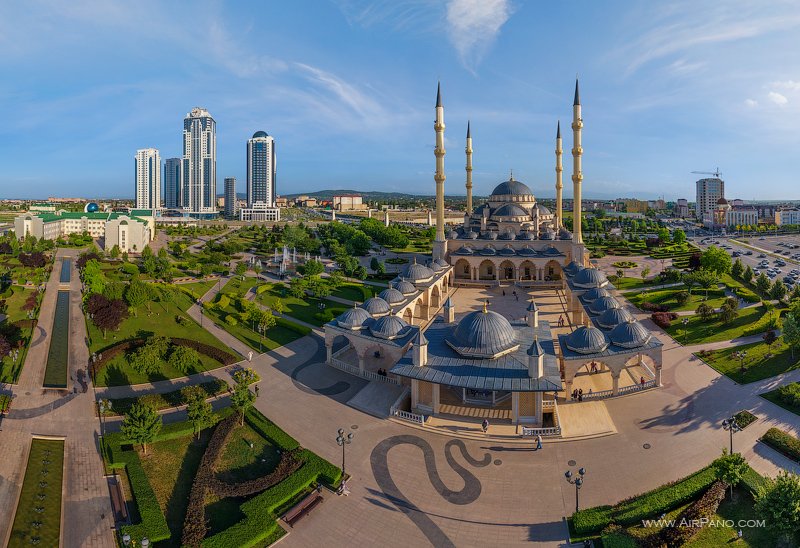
xmin=481 ymin=418 xmax=489 ymax=434
xmin=536 ymin=434 xmax=542 ymax=450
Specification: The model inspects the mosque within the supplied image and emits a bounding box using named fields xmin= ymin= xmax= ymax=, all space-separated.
xmin=323 ymin=81 xmax=662 ymax=433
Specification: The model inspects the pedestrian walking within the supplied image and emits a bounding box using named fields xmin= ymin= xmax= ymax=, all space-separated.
xmin=640 ymin=376 xmax=645 ymax=387
xmin=535 ymin=434 xmax=542 ymax=450
xmin=255 ymin=384 xmax=260 ymax=397
xmin=481 ymin=419 xmax=489 ymax=433
xmin=502 ymin=290 xmax=506 ymax=297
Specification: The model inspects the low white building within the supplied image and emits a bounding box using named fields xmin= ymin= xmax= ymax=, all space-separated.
xmin=239 ymin=201 xmax=281 ymax=222
xmin=14 ymin=210 xmax=153 ymax=252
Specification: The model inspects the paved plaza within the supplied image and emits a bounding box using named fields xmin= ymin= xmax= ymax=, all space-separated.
xmin=1 ymin=263 xmax=800 ymax=547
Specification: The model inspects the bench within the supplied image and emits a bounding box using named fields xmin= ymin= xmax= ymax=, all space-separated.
xmin=107 ymin=475 xmax=129 ymax=524
xmin=282 ymin=490 xmax=324 ymax=527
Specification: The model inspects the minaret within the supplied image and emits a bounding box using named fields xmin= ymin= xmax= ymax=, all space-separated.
xmin=384 ymin=208 xmax=390 ymax=227
xmin=555 ymin=120 xmax=563 ymax=229
xmin=571 ymin=78 xmax=583 ymax=244
xmin=465 ymin=121 xmax=473 ymax=214
xmin=433 ymin=83 xmax=446 ymax=256
xmin=331 ymin=208 xmax=336 ymax=221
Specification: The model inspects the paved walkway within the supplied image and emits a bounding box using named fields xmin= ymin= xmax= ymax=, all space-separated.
xmin=0 ymin=249 xmax=115 ymax=548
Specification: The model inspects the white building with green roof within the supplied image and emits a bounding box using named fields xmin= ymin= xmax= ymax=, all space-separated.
xmin=14 ymin=210 xmax=153 ymax=253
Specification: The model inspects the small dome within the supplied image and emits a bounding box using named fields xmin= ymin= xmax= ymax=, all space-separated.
xmin=447 ymin=230 xmax=459 ymax=239
xmin=454 ymin=246 xmax=474 ymax=255
xmin=543 ymin=246 xmax=561 ymax=256
xmin=563 ymin=261 xmax=584 ymax=276
xmin=400 ymin=262 xmax=435 ymax=282
xmin=518 ymin=246 xmax=537 ymax=256
xmin=369 ymin=315 xmax=411 ymax=340
xmin=581 ymin=286 xmax=611 ymax=302
xmin=717 ymin=197 xmax=729 ymax=205
xmin=534 ymin=204 xmax=552 ymax=216
xmin=479 ymin=246 xmax=497 ymax=256
xmin=597 ymin=307 xmax=633 ymax=329
xmin=558 ymin=228 xmax=573 ymax=240
xmin=482 ymin=231 xmax=499 ymax=240
xmin=491 ymin=179 xmax=534 ymax=197
xmin=434 ymin=258 xmax=449 ymax=269
xmin=379 ymin=288 xmax=405 ymax=305
xmin=393 ymin=280 xmax=417 ymax=296
xmin=447 ymin=308 xmax=519 ymax=358
xmin=252 ymin=130 xmax=269 ymax=138
xmin=589 ymin=296 xmax=621 ymax=315
xmin=499 ymin=247 xmax=516 ymax=256
xmin=498 ymin=231 xmax=514 ymax=240
xmin=564 ymin=326 xmax=609 ymax=354
xmin=467 ymin=231 xmax=479 ymax=240
xmin=540 ymin=229 xmax=556 ymax=240
xmin=574 ymin=268 xmax=608 ymax=288
xmin=361 ymin=297 xmax=391 ymax=317
xmin=609 ymin=319 xmax=652 ymax=348
xmin=493 ymin=204 xmax=530 ymax=218
xmin=336 ymin=306 xmax=372 ymax=329
xmin=516 ymin=231 xmax=536 ymax=240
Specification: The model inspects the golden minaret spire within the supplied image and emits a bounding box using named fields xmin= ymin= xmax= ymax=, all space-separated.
xmin=571 ymin=78 xmax=583 ymax=244
xmin=555 ymin=120 xmax=563 ymax=229
xmin=434 ymin=82 xmax=446 ymax=247
xmin=465 ymin=121 xmax=473 ymax=214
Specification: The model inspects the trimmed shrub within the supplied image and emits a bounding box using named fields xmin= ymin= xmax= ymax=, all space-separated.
xmin=277 ymin=317 xmax=312 ymax=336
xmin=640 ymin=301 xmax=669 ymax=312
xmin=256 ymin=284 xmax=271 ymax=295
xmin=225 ymin=314 xmax=239 ymax=326
xmin=761 ymin=427 xmax=800 ymax=463
xmin=651 ymin=311 xmax=678 ymax=329
xmin=734 ymin=409 xmax=757 ymax=429
xmin=659 ymin=481 xmax=727 ymax=546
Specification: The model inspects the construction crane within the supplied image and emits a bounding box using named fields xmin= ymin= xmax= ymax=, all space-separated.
xmin=691 ymin=168 xmax=722 ymax=178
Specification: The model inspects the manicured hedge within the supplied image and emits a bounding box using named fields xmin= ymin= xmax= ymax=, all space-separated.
xmin=572 ymin=466 xmax=717 ymax=535
xmin=276 ymin=316 xmax=312 ymax=336
xmin=659 ymin=480 xmax=727 ymax=546
xmin=761 ymin=427 xmax=800 ymax=463
xmin=741 ymin=465 xmax=769 ymax=495
xmin=0 ymin=394 xmax=12 ymax=413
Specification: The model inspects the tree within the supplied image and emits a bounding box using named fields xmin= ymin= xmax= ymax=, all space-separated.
xmin=731 ymin=258 xmax=744 ymax=279
xmin=300 ymin=259 xmax=324 ymax=277
xmin=672 ymin=228 xmax=686 ymax=244
xmin=700 ymin=246 xmax=732 ymax=276
xmin=120 ymin=401 xmax=162 ymax=455
xmin=0 ymin=334 xmax=11 ymax=359
xmin=125 ymin=279 xmax=151 ymax=316
xmin=791 ymin=285 xmax=800 ymax=303
xmin=92 ymin=299 xmax=128 ymax=338
xmin=82 ymin=259 xmax=106 ymax=296
xmin=109 ymin=245 xmax=121 ymax=259
xmin=696 ymin=303 xmax=714 ymax=321
xmin=719 ymin=303 xmax=739 ymax=324
xmin=675 ymin=291 xmax=690 ymax=306
xmin=353 ymin=265 xmax=368 ymax=280
xmin=641 ymin=267 xmax=651 ymax=282
xmin=307 ymin=277 xmax=331 ymax=299
xmin=130 ymin=340 xmax=165 ymax=375
xmin=713 ymin=449 xmax=748 ymax=499
xmin=182 ymin=385 xmax=213 ymax=439
xmin=270 ymin=298 xmax=285 ymax=316
xmin=682 ymin=272 xmax=696 ymax=294
xmin=755 ymin=273 xmax=772 ymax=296
xmin=370 ymin=257 xmax=381 ymax=273
xmin=755 ymin=471 xmax=800 ymax=544
xmin=742 ymin=265 xmax=754 ymax=284
xmin=288 ymin=277 xmax=308 ymax=298
xmin=694 ymin=270 xmax=719 ymax=300
xmin=168 ymin=345 xmax=200 ymax=373
xmin=771 ymin=280 xmax=788 ymax=302
xmin=234 ymin=261 xmax=247 ymax=279
xmin=763 ymin=330 xmax=778 ymax=355
xmin=230 ymin=368 xmax=259 ymax=425
xmin=783 ymin=313 xmax=800 ymax=359
xmin=657 ymin=227 xmax=670 ymax=244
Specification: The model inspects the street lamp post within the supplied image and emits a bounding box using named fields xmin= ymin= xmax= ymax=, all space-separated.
xmin=336 ymin=428 xmax=354 ymax=477
xmin=682 ymin=318 xmax=689 ymax=344
xmin=565 ymin=467 xmax=586 ymax=514
xmin=733 ymin=350 xmax=748 ymax=375
xmin=98 ymin=399 xmax=112 ymax=438
xmin=198 ymin=299 xmax=203 ymax=327
xmin=722 ymin=416 xmax=742 ymax=454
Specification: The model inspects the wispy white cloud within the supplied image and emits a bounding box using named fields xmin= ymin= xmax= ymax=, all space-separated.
xmin=335 ymin=0 xmax=436 ymax=31
xmin=667 ymin=58 xmax=706 ymax=75
xmin=768 ymin=91 xmax=788 ymax=105
xmin=771 ymin=80 xmax=800 ymax=91
xmin=618 ymin=2 xmax=800 ymax=75
xmin=445 ymin=0 xmax=512 ymax=73
xmin=744 ymin=98 xmax=758 ymax=107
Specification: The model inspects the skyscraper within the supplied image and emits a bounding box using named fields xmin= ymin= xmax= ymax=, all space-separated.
xmin=695 ymin=177 xmax=724 ymax=219
xmin=183 ymin=107 xmax=216 ymax=215
xmin=164 ymin=157 xmax=182 ymax=209
xmin=247 ymin=131 xmax=276 ymax=207
xmin=134 ymin=148 xmax=161 ymax=210
xmin=224 ymin=177 xmax=237 ymax=218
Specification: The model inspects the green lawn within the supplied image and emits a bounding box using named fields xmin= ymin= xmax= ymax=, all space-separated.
xmin=203 ymin=304 xmax=307 ymax=353
xmin=628 ymin=287 xmax=727 ymax=312
xmin=139 ymin=431 xmax=210 ymax=546
xmin=0 ymin=285 xmax=40 ymax=383
xmin=611 ymin=276 xmax=664 ymax=291
xmin=3 ymin=284 xmax=37 ymax=323
xmin=178 ymin=279 xmax=217 ymax=300
xmin=686 ymin=489 xmax=780 ymax=547
xmin=0 ymin=257 xmax=50 ymax=285
xmin=665 ymin=305 xmax=776 ymax=345
xmin=761 ymin=381 xmax=800 ymax=416
xmin=8 ymin=439 xmax=65 ymax=548
xmin=697 ymin=339 xmax=799 ymax=383
xmin=329 ymin=282 xmax=372 ymax=302
xmin=88 ymin=291 xmax=232 ymax=387
xmin=255 ymin=284 xmax=348 ymax=326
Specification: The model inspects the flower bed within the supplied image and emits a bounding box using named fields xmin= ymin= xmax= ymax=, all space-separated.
xmin=761 ymin=427 xmax=800 ymax=463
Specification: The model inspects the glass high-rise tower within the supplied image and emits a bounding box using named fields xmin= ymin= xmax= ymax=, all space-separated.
xmin=224 ymin=177 xmax=237 ymax=218
xmin=183 ymin=107 xmax=216 ymax=214
xmin=247 ymin=131 xmax=276 ymax=207
xmin=135 ymin=148 xmax=161 ymax=210
xmin=164 ymin=157 xmax=182 ymax=209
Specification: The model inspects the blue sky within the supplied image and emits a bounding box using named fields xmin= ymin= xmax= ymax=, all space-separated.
xmin=1 ymin=0 xmax=800 ymax=201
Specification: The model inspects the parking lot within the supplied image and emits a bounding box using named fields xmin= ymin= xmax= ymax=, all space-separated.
xmin=693 ymin=233 xmax=800 ymax=289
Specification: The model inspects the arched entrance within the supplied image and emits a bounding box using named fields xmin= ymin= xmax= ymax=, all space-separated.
xmin=454 ymin=258 xmax=471 ymax=280
xmin=478 ymin=259 xmax=496 ymax=281
xmin=499 ymin=260 xmax=515 ymax=281
xmin=519 ymin=260 xmax=535 ymax=281
xmin=545 ymin=259 xmax=562 ymax=281
xmin=430 ymin=285 xmax=441 ymax=309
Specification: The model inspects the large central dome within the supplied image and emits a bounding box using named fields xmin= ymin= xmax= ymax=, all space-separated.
xmin=491 ymin=178 xmax=533 ymax=197
xmin=446 ymin=307 xmax=519 ymax=358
